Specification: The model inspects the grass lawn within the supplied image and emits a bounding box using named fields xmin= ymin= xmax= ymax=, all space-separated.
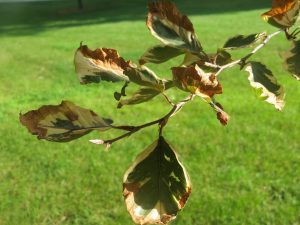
xmin=0 ymin=0 xmax=299 ymax=224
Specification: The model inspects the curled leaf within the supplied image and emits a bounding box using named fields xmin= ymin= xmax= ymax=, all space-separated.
xmin=210 ymin=102 xmax=230 ymax=126
xmin=74 ymin=44 xmax=130 ymax=84
xmin=282 ymin=40 xmax=300 ymax=81
xmin=245 ymin=62 xmax=285 ymax=110
xmin=123 ymin=136 xmax=191 ymax=225
xmin=223 ymin=33 xmax=267 ymax=50
xmin=139 ymin=45 xmax=184 ymax=65
xmin=262 ymin=0 xmax=300 ymax=29
xmin=20 ymin=101 xmax=112 ymax=142
xmin=147 ymin=0 xmax=203 ymax=53
xmin=172 ymin=65 xmax=223 ymax=100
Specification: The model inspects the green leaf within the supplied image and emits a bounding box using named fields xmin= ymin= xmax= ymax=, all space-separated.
xmin=245 ymin=62 xmax=285 ymax=110
xmin=147 ymin=0 xmax=203 ymax=53
xmin=262 ymin=0 xmax=300 ymax=29
xmin=123 ymin=136 xmax=191 ymax=225
xmin=20 ymin=101 xmax=112 ymax=142
xmin=117 ymin=87 xmax=161 ymax=108
xmin=139 ymin=45 xmax=184 ymax=65
xmin=283 ymin=40 xmax=300 ymax=81
xmin=223 ymin=33 xmax=266 ymax=50
xmin=213 ymin=49 xmax=233 ymax=66
xmin=124 ymin=66 xmax=164 ymax=89
xmin=74 ymin=44 xmax=130 ymax=84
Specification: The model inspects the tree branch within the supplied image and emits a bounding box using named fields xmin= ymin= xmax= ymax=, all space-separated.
xmin=215 ymin=30 xmax=282 ymax=76
xmin=90 ymin=94 xmax=195 ymax=147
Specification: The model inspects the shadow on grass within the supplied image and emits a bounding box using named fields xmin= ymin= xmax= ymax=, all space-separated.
xmin=0 ymin=0 xmax=270 ymax=36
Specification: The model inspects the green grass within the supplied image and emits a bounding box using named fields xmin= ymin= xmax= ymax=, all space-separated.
xmin=0 ymin=1 xmax=299 ymax=225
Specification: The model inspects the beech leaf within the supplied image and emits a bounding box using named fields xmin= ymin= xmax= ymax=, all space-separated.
xmin=147 ymin=0 xmax=203 ymax=53
xmin=74 ymin=44 xmax=130 ymax=84
xmin=139 ymin=45 xmax=184 ymax=65
xmin=20 ymin=101 xmax=112 ymax=142
xmin=117 ymin=87 xmax=161 ymax=108
xmin=261 ymin=0 xmax=300 ymax=29
xmin=124 ymin=66 xmax=165 ymax=89
xmin=245 ymin=62 xmax=285 ymax=110
xmin=283 ymin=40 xmax=300 ymax=81
xmin=172 ymin=65 xmax=222 ymax=100
xmin=223 ymin=33 xmax=267 ymax=50
xmin=123 ymin=136 xmax=191 ymax=225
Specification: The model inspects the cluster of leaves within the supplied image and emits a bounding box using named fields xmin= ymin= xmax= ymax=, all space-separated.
xmin=20 ymin=0 xmax=300 ymax=224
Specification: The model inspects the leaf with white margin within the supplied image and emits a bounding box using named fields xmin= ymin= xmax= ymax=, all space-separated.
xmin=245 ymin=62 xmax=285 ymax=111
xmin=223 ymin=33 xmax=267 ymax=50
xmin=123 ymin=136 xmax=191 ymax=225
xmin=147 ymin=0 xmax=203 ymax=53
xmin=20 ymin=101 xmax=112 ymax=142
xmin=74 ymin=44 xmax=130 ymax=84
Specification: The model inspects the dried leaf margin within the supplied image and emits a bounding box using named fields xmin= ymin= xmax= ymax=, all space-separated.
xmin=147 ymin=0 xmax=203 ymax=53
xmin=20 ymin=101 xmax=113 ymax=142
xmin=74 ymin=44 xmax=131 ymax=84
xmin=123 ymin=136 xmax=191 ymax=225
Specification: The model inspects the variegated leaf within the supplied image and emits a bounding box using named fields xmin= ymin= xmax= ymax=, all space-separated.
xmin=262 ymin=0 xmax=300 ymax=29
xmin=20 ymin=101 xmax=112 ymax=142
xmin=147 ymin=0 xmax=203 ymax=53
xmin=123 ymin=136 xmax=191 ymax=225
xmin=139 ymin=45 xmax=184 ymax=65
xmin=283 ymin=40 xmax=300 ymax=81
xmin=245 ymin=62 xmax=285 ymax=110
xmin=172 ymin=65 xmax=222 ymax=100
xmin=117 ymin=87 xmax=161 ymax=108
xmin=74 ymin=44 xmax=130 ymax=84
xmin=223 ymin=33 xmax=267 ymax=50
xmin=213 ymin=50 xmax=233 ymax=66
xmin=124 ymin=66 xmax=165 ymax=90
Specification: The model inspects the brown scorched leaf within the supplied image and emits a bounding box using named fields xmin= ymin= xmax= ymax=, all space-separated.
xmin=245 ymin=62 xmax=285 ymax=110
xmin=123 ymin=136 xmax=191 ymax=225
xmin=139 ymin=45 xmax=184 ymax=65
xmin=172 ymin=65 xmax=222 ymax=100
xmin=210 ymin=101 xmax=230 ymax=126
xmin=283 ymin=40 xmax=300 ymax=80
xmin=147 ymin=0 xmax=203 ymax=53
xmin=74 ymin=44 xmax=130 ymax=84
xmin=262 ymin=0 xmax=300 ymax=29
xmin=20 ymin=101 xmax=112 ymax=142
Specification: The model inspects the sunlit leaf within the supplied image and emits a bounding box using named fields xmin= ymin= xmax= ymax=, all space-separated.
xmin=245 ymin=62 xmax=285 ymax=110
xmin=124 ymin=66 xmax=165 ymax=89
xmin=282 ymin=40 xmax=300 ymax=80
xmin=123 ymin=136 xmax=191 ymax=225
xmin=139 ymin=45 xmax=184 ymax=65
xmin=74 ymin=44 xmax=130 ymax=84
xmin=117 ymin=87 xmax=161 ymax=108
xmin=172 ymin=65 xmax=222 ymax=100
xmin=147 ymin=0 xmax=203 ymax=53
xmin=223 ymin=33 xmax=267 ymax=50
xmin=262 ymin=0 xmax=300 ymax=29
xmin=20 ymin=101 xmax=112 ymax=142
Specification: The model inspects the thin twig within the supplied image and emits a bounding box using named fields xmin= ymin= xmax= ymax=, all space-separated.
xmin=215 ymin=30 xmax=282 ymax=76
xmin=100 ymin=94 xmax=195 ymax=145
